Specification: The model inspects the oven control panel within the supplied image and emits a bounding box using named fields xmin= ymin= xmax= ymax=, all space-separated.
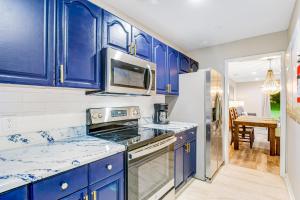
xmin=87 ymin=106 xmax=141 ymax=125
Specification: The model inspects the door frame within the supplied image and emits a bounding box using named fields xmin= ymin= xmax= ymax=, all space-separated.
xmin=224 ymin=51 xmax=286 ymax=177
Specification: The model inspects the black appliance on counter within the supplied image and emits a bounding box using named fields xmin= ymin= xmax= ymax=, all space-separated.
xmin=87 ymin=106 xmax=175 ymax=200
xmin=153 ymin=103 xmax=169 ymax=124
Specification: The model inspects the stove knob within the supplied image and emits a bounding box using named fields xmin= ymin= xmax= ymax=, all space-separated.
xmin=92 ymin=113 xmax=98 ymax=119
xmin=133 ymin=110 xmax=139 ymax=116
xmin=98 ymin=113 xmax=103 ymax=118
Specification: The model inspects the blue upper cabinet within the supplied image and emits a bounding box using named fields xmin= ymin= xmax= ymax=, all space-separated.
xmin=0 ymin=0 xmax=55 ymax=86
xmin=132 ymin=27 xmax=152 ymax=61
xmin=57 ymin=0 xmax=102 ymax=89
xmin=102 ymin=11 xmax=131 ymax=53
xmin=179 ymin=53 xmax=191 ymax=73
xmin=167 ymin=47 xmax=179 ymax=95
xmin=153 ymin=39 xmax=168 ymax=94
xmin=190 ymin=59 xmax=199 ymax=72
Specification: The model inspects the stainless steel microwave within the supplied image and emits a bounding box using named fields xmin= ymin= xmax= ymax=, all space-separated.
xmin=87 ymin=47 xmax=156 ymax=96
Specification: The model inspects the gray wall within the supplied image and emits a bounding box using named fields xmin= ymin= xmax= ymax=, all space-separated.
xmin=189 ymin=31 xmax=288 ymax=74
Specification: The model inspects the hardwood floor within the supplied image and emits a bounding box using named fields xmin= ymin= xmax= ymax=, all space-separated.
xmin=176 ymin=164 xmax=289 ymax=200
xmin=229 ymin=128 xmax=280 ymax=175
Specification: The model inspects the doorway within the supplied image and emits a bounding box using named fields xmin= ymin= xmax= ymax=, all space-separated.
xmin=224 ymin=52 xmax=286 ymax=176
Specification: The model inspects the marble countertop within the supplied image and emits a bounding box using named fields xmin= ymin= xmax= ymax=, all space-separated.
xmin=140 ymin=118 xmax=198 ymax=134
xmin=0 ymin=127 xmax=125 ymax=194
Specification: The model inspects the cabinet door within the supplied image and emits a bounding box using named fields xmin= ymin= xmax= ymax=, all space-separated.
xmin=175 ymin=147 xmax=184 ymax=188
xmin=89 ymin=171 xmax=124 ymax=200
xmin=61 ymin=188 xmax=88 ymax=200
xmin=0 ymin=186 xmax=27 ymax=200
xmin=167 ymin=47 xmax=179 ymax=95
xmin=183 ymin=143 xmax=191 ymax=181
xmin=179 ymin=53 xmax=190 ymax=73
xmin=153 ymin=39 xmax=168 ymax=94
xmin=0 ymin=0 xmax=55 ymax=86
xmin=190 ymin=140 xmax=196 ymax=175
xmin=57 ymin=0 xmax=101 ymax=89
xmin=132 ymin=27 xmax=152 ymax=61
xmin=102 ymin=11 xmax=131 ymax=53
xmin=190 ymin=59 xmax=199 ymax=72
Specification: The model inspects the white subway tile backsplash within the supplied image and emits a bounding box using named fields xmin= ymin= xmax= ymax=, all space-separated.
xmin=0 ymin=85 xmax=165 ymax=135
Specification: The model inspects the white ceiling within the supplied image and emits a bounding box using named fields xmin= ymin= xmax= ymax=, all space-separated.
xmin=99 ymin=0 xmax=295 ymax=51
xmin=228 ymin=56 xmax=281 ymax=83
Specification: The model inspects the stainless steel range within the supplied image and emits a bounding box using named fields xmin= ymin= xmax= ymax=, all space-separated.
xmin=87 ymin=106 xmax=176 ymax=200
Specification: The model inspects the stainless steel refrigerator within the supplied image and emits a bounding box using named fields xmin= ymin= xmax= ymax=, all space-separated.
xmin=167 ymin=68 xmax=224 ymax=181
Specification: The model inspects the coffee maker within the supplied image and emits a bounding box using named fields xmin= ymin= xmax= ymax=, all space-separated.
xmin=153 ymin=104 xmax=169 ymax=124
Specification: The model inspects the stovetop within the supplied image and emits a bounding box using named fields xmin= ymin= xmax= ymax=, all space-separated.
xmin=89 ymin=127 xmax=175 ymax=151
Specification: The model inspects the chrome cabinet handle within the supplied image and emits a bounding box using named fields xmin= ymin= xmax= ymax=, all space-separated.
xmin=84 ymin=194 xmax=89 ymax=200
xmin=60 ymin=182 xmax=68 ymax=190
xmin=134 ymin=43 xmax=137 ymax=55
xmin=106 ymin=164 xmax=113 ymax=171
xmin=60 ymin=64 xmax=64 ymax=83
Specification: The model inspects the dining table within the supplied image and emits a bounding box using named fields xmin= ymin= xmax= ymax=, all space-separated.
xmin=233 ymin=116 xmax=278 ymax=156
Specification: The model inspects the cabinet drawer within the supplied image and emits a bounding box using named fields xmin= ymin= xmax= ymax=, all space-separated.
xmin=186 ymin=128 xmax=197 ymax=142
xmin=89 ymin=153 xmax=124 ymax=185
xmin=0 ymin=186 xmax=27 ymax=200
xmin=31 ymin=165 xmax=88 ymax=200
xmin=175 ymin=132 xmax=187 ymax=148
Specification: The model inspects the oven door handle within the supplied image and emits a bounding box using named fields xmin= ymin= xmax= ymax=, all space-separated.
xmin=128 ymin=136 xmax=176 ymax=160
xmin=145 ymin=64 xmax=153 ymax=95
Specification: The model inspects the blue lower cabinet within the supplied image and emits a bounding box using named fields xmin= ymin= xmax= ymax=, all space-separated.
xmin=89 ymin=171 xmax=124 ymax=200
xmin=0 ymin=0 xmax=55 ymax=86
xmin=175 ymin=147 xmax=184 ymax=188
xmin=190 ymin=140 xmax=196 ymax=175
xmin=56 ymin=0 xmax=102 ymax=89
xmin=0 ymin=186 xmax=28 ymax=200
xmin=31 ymin=166 xmax=88 ymax=200
xmin=60 ymin=188 xmax=88 ymax=200
xmin=175 ymin=128 xmax=197 ymax=189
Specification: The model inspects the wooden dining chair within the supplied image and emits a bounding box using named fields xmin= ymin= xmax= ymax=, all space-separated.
xmin=229 ymin=107 xmax=255 ymax=148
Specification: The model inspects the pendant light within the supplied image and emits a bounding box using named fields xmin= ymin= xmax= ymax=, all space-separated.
xmin=262 ymin=59 xmax=280 ymax=95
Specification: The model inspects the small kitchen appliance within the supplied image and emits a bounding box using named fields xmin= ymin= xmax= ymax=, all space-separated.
xmin=153 ymin=103 xmax=169 ymax=124
xmin=87 ymin=106 xmax=176 ymax=200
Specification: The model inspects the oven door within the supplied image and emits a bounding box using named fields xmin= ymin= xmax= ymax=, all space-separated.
xmin=105 ymin=47 xmax=156 ymax=95
xmin=128 ymin=137 xmax=175 ymax=200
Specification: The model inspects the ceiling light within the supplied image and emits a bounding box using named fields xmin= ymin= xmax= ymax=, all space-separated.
xmin=262 ymin=59 xmax=280 ymax=95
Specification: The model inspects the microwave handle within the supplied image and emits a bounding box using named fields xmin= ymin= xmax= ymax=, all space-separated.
xmin=146 ymin=64 xmax=153 ymax=95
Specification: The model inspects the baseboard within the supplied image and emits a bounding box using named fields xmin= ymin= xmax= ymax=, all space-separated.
xmin=284 ymin=174 xmax=296 ymax=200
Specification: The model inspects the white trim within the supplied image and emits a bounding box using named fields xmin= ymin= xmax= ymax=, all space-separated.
xmin=224 ymin=51 xmax=287 ymax=177
xmin=284 ymin=174 xmax=296 ymax=200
